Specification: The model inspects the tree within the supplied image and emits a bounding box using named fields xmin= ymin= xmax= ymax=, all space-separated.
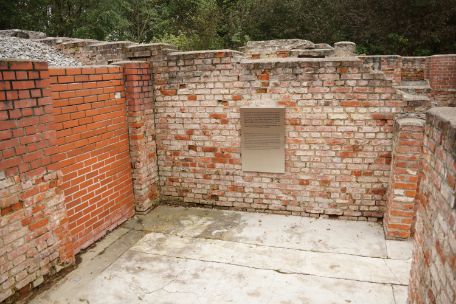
xmin=0 ymin=0 xmax=455 ymax=55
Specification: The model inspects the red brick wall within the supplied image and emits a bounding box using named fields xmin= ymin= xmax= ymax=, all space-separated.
xmin=427 ymin=55 xmax=456 ymax=106
xmin=0 ymin=60 xmax=69 ymax=302
xmin=0 ymin=59 xmax=155 ymax=303
xmin=116 ymin=61 xmax=159 ymax=213
xmin=409 ymin=107 xmax=456 ymax=304
xmin=383 ymin=116 xmax=425 ymax=239
xmin=154 ymin=52 xmax=406 ymax=220
xmin=427 ymin=55 xmax=456 ymax=90
xmin=49 ymin=66 xmax=134 ymax=254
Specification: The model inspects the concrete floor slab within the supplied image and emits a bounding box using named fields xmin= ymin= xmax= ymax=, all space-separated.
xmin=393 ymin=285 xmax=409 ymax=304
xmin=386 ymin=239 xmax=414 ymax=260
xmin=28 ymin=206 xmax=411 ymax=304
xmin=131 ymin=232 xmax=410 ymax=285
xmin=75 ymin=252 xmax=399 ymax=304
xmin=124 ymin=206 xmax=388 ymax=257
xmin=29 ymin=229 xmax=146 ymax=304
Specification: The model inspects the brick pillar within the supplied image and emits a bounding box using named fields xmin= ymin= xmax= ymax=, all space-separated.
xmin=384 ymin=116 xmax=425 ymax=239
xmin=0 ymin=60 xmax=71 ymax=302
xmin=116 ymin=61 xmax=159 ymax=213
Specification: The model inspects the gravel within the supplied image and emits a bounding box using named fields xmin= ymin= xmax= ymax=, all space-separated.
xmin=0 ymin=36 xmax=81 ymax=66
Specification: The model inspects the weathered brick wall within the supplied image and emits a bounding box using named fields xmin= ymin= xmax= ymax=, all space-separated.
xmin=401 ymin=57 xmax=427 ymax=81
xmin=0 ymin=59 xmax=158 ymax=303
xmin=409 ymin=107 xmax=456 ymax=304
xmin=43 ymin=39 xmax=139 ymax=66
xmin=360 ymin=55 xmax=456 ymax=110
xmin=54 ymin=39 xmax=100 ymax=65
xmin=360 ymin=56 xmax=429 ymax=84
xmin=360 ymin=55 xmax=402 ymax=85
xmin=0 ymin=35 xmax=455 ymax=302
xmin=427 ymin=55 xmax=456 ymax=106
xmin=31 ymin=33 xmax=456 ymax=109
xmin=154 ymin=52 xmax=407 ymax=220
xmin=383 ymin=116 xmax=425 ymax=239
xmin=87 ymin=42 xmax=136 ymax=65
xmin=116 ymin=61 xmax=159 ymax=213
xmin=126 ymin=43 xmax=178 ymax=63
xmin=241 ymin=39 xmax=334 ymax=59
xmin=360 ymin=56 xmax=428 ymax=84
xmin=49 ymin=66 xmax=135 ymax=254
xmin=0 ymin=60 xmax=69 ymax=302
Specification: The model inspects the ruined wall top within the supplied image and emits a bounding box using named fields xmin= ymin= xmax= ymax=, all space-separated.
xmin=239 ymin=39 xmax=357 ymax=59
xmin=241 ymin=39 xmax=316 ymax=52
xmin=0 ymin=29 xmax=359 ymax=63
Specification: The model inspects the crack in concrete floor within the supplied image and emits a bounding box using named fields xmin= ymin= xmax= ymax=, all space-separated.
xmin=128 ymin=226 xmax=409 ymax=260
xmin=130 ymin=250 xmax=407 ymax=287
xmin=129 ymin=231 xmax=409 ymax=286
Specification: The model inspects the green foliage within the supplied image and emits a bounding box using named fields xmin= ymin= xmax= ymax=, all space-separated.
xmin=387 ymin=33 xmax=410 ymax=55
xmin=1 ymin=0 xmax=455 ymax=55
xmin=159 ymin=32 xmax=196 ymax=50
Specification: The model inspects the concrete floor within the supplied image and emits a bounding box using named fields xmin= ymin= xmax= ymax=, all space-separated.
xmin=28 ymin=206 xmax=412 ymax=304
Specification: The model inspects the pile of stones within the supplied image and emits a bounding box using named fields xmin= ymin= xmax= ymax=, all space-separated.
xmin=0 ymin=36 xmax=81 ymax=66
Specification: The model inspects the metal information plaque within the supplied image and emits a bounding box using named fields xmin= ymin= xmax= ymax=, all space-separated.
xmin=240 ymin=107 xmax=285 ymax=173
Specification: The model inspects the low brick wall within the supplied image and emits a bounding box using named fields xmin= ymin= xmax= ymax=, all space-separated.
xmin=49 ymin=66 xmax=135 ymax=254
xmin=408 ymin=107 xmax=456 ymax=304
